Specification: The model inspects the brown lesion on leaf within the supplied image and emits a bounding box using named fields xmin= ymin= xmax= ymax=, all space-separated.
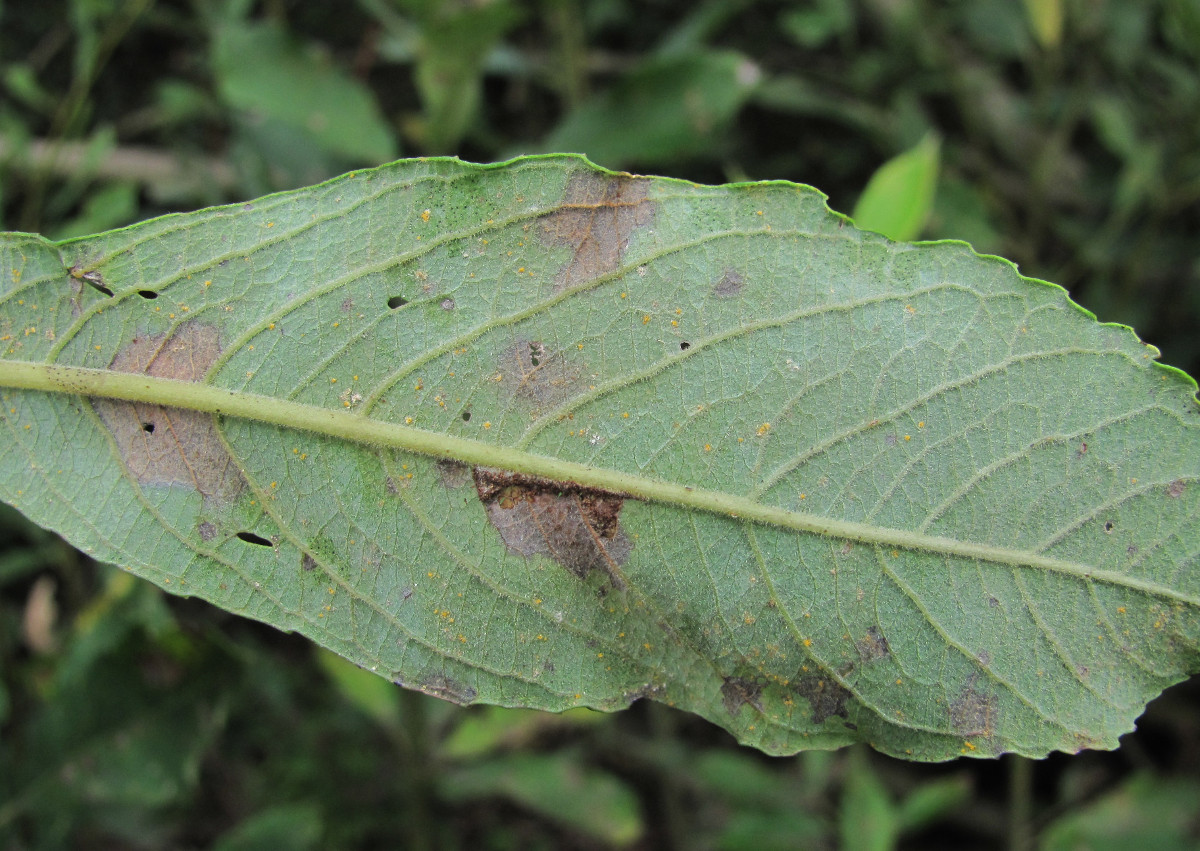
xmin=92 ymin=322 xmax=244 ymax=503
xmin=474 ymin=466 xmax=632 ymax=591
xmin=791 ymin=673 xmax=852 ymax=724
xmin=720 ymin=676 xmax=764 ymax=717
xmin=712 ymin=268 xmax=745 ymax=298
xmin=1167 ymin=479 xmax=1186 ymax=498
xmin=301 ymin=552 xmax=318 ymax=572
xmin=856 ymin=626 xmax=890 ymax=662
xmin=539 ymin=172 xmax=655 ymax=292
xmin=949 ymin=678 xmax=997 ymax=738
xmin=436 ymin=459 xmax=471 ymax=489
xmin=418 ymin=672 xmax=478 ymax=706
xmin=499 ymin=339 xmax=581 ymax=407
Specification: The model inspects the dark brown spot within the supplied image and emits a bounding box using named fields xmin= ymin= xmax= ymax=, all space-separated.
xmin=301 ymin=552 xmax=318 ymax=571
xmin=949 ymin=680 xmax=997 ymax=737
xmin=198 ymin=521 xmax=216 ymax=541
xmin=720 ymin=676 xmax=764 ymax=717
xmin=712 ymin=268 xmax=744 ymax=298
xmin=385 ymin=476 xmax=399 ymax=495
xmin=792 ymin=674 xmax=851 ymax=723
xmin=340 ymin=297 xmax=355 ymax=313
xmin=1167 ymin=479 xmax=1185 ymax=498
xmin=499 ymin=339 xmax=580 ymax=407
xmin=540 ymin=172 xmax=654 ymax=291
xmin=856 ymin=626 xmax=890 ymax=661
xmin=437 ymin=460 xmax=471 ymax=489
xmin=419 ymin=673 xmax=477 ymax=705
xmin=474 ymin=466 xmax=632 ymax=590
xmin=93 ymin=323 xmax=244 ymax=502
xmin=440 ymin=297 xmax=456 ymax=311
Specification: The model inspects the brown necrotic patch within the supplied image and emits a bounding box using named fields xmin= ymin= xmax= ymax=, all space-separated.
xmin=540 ymin=172 xmax=655 ymax=292
xmin=856 ymin=626 xmax=890 ymax=662
xmin=93 ymin=322 xmax=244 ymax=503
xmin=950 ymin=679 xmax=997 ymax=738
xmin=712 ymin=268 xmax=745 ymax=298
xmin=436 ymin=459 xmax=471 ymax=489
xmin=720 ymin=676 xmax=764 ymax=717
xmin=791 ymin=674 xmax=852 ymax=724
xmin=418 ymin=672 xmax=478 ymax=706
xmin=499 ymin=339 xmax=580 ymax=407
xmin=474 ymin=467 xmax=632 ymax=590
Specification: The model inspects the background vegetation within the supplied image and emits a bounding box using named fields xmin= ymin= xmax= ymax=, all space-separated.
xmin=2 ymin=0 xmax=1199 ymax=848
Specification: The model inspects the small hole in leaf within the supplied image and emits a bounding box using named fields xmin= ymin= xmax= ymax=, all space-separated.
xmin=1103 ymin=520 xmax=1114 ymax=533
xmin=388 ymin=295 xmax=409 ymax=309
xmin=141 ymin=422 xmax=155 ymax=433
xmin=236 ymin=531 xmax=273 ymax=547
xmin=679 ymin=341 xmax=691 ymax=350
xmin=461 ymin=411 xmax=471 ymax=421
xmin=137 ymin=290 xmax=158 ymax=300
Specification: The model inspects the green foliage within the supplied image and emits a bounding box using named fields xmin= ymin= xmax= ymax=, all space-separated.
xmin=1 ymin=1 xmax=1198 ymax=848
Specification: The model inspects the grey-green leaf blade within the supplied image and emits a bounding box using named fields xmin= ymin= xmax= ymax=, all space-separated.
xmin=1 ymin=155 xmax=1196 ymax=761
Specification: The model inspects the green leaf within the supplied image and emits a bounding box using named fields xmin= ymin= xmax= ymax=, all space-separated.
xmin=212 ymin=22 xmax=397 ymax=165
xmin=542 ymin=52 xmax=760 ymax=167
xmin=440 ymin=750 xmax=642 ymax=846
xmin=851 ymin=133 xmax=941 ymax=242
xmin=1 ymin=155 xmax=1198 ymax=762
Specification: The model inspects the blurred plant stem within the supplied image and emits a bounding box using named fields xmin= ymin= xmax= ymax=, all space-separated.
xmin=1 ymin=137 xmax=238 ymax=195
xmin=1008 ymin=755 xmax=1033 ymax=851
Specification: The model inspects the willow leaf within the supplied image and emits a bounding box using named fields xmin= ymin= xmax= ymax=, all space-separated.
xmin=1 ymin=155 xmax=1197 ymax=760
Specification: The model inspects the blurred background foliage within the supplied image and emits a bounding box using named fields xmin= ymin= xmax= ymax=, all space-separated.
xmin=2 ymin=0 xmax=1199 ymax=848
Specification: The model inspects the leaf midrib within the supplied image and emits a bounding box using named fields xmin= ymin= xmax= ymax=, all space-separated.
xmin=3 ymin=358 xmax=1195 ymax=608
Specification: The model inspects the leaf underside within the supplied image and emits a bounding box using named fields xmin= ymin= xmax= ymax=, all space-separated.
xmin=1 ymin=155 xmax=1197 ymax=761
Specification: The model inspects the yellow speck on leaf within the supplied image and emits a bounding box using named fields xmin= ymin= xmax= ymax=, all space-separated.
xmin=802 ymin=638 xmax=812 ymax=647
xmin=421 ymin=209 xmax=431 ymax=222
xmin=704 ymin=444 xmax=712 ymax=452
xmin=483 ymin=421 xmax=492 ymax=429
xmin=756 ymin=423 xmax=771 ymax=436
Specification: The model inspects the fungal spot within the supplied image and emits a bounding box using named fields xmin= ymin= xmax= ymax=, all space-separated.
xmin=93 ymin=323 xmax=244 ymax=503
xmin=987 ymin=595 xmax=1000 ymax=608
xmin=679 ymin=341 xmax=691 ymax=351
xmin=198 ymin=521 xmax=216 ymax=541
xmin=387 ymin=295 xmax=409 ymax=309
xmin=474 ymin=466 xmax=632 ymax=590
xmin=949 ymin=679 xmax=997 ymax=737
xmin=856 ymin=626 xmax=890 ymax=661
xmin=137 ymin=290 xmax=158 ymax=300
xmin=791 ymin=674 xmax=851 ymax=723
xmin=440 ymin=298 xmax=456 ymax=311
xmin=419 ymin=672 xmax=477 ymax=705
xmin=341 ymin=297 xmax=355 ymax=313
xmin=720 ymin=676 xmax=764 ymax=717
xmin=712 ymin=268 xmax=744 ymax=298
xmin=499 ymin=339 xmax=580 ymax=407
xmin=236 ymin=531 xmax=273 ymax=547
xmin=436 ymin=460 xmax=471 ymax=489
xmin=1167 ymin=479 xmax=1185 ymax=498
xmin=301 ymin=552 xmax=318 ymax=571
xmin=539 ymin=172 xmax=655 ymax=292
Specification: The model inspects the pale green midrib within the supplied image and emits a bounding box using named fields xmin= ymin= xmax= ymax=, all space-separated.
xmin=4 ymin=359 xmax=1197 ymax=609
